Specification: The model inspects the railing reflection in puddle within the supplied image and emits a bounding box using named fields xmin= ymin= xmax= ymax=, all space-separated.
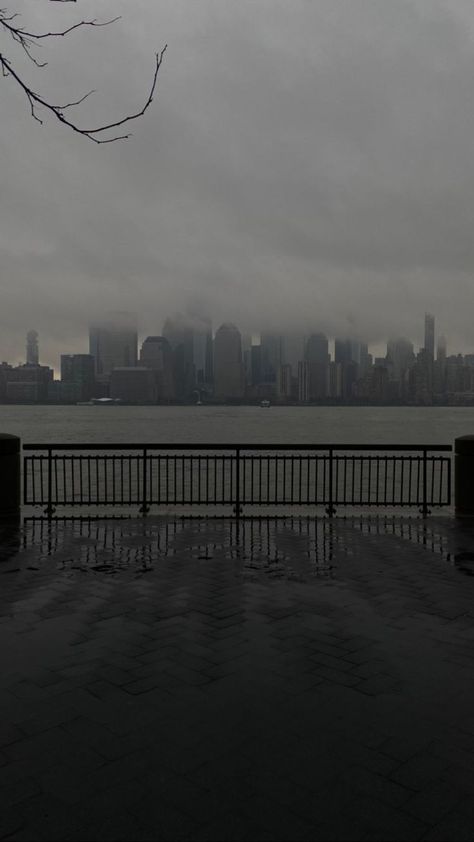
xmin=21 ymin=517 xmax=337 ymax=580
xmin=20 ymin=514 xmax=474 ymax=579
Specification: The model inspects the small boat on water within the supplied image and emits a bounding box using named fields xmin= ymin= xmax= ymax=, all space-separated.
xmin=89 ymin=397 xmax=123 ymax=406
xmin=260 ymin=400 xmax=271 ymax=408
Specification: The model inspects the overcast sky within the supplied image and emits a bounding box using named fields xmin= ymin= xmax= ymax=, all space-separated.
xmin=2 ymin=0 xmax=474 ymax=368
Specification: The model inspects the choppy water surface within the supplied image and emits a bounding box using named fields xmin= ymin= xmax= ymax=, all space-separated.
xmin=1 ymin=404 xmax=473 ymax=445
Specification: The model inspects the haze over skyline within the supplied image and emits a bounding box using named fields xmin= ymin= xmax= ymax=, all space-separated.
xmin=2 ymin=0 xmax=474 ymax=368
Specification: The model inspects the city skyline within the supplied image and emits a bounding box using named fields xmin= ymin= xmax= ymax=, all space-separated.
xmin=4 ymin=3 xmax=474 ymax=370
xmin=3 ymin=311 xmax=474 ymax=406
xmin=0 ymin=312 xmax=464 ymax=376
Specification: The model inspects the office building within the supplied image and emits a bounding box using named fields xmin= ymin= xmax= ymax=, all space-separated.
xmin=424 ymin=313 xmax=435 ymax=359
xmin=192 ymin=318 xmax=213 ymax=387
xmin=213 ymin=323 xmax=244 ymax=400
xmin=139 ymin=336 xmax=174 ymax=401
xmin=298 ymin=360 xmax=309 ymax=402
xmin=5 ymin=364 xmax=53 ymax=402
xmin=26 ymin=330 xmax=39 ymax=366
xmin=110 ymin=367 xmax=157 ymax=403
xmin=277 ymin=364 xmax=293 ymax=400
xmin=386 ymin=338 xmax=415 ymax=386
xmin=89 ymin=313 xmax=138 ymax=380
xmin=305 ymin=333 xmax=329 ymax=400
xmin=60 ymin=354 xmax=95 ymax=402
xmin=163 ymin=314 xmax=195 ymax=399
xmin=250 ymin=345 xmax=262 ymax=387
xmin=260 ymin=333 xmax=283 ymax=384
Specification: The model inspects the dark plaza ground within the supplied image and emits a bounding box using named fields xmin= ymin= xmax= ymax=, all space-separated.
xmin=2 ymin=514 xmax=474 ymax=841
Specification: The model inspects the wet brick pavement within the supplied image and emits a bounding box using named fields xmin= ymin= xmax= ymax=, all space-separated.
xmin=1 ymin=515 xmax=474 ymax=840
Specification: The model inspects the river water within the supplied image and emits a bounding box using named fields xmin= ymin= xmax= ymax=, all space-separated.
xmin=0 ymin=404 xmax=473 ymax=445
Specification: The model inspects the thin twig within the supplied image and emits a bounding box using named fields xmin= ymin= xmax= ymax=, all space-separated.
xmin=0 ymin=45 xmax=167 ymax=143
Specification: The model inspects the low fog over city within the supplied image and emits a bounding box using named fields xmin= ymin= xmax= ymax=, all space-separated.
xmin=3 ymin=1 xmax=474 ymax=366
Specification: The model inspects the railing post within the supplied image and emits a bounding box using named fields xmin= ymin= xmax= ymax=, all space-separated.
xmin=234 ymin=447 xmax=241 ymax=519
xmin=45 ymin=446 xmax=55 ymax=519
xmin=455 ymin=436 xmax=474 ymax=517
xmin=326 ymin=447 xmax=335 ymax=517
xmin=139 ymin=446 xmax=149 ymax=515
xmin=420 ymin=448 xmax=430 ymax=518
xmin=0 ymin=434 xmax=21 ymax=522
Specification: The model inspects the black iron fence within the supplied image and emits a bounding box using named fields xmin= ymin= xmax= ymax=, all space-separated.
xmin=22 ymin=443 xmax=452 ymax=517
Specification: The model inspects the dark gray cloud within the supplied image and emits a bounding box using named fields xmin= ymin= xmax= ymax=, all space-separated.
xmin=2 ymin=0 xmax=474 ymax=368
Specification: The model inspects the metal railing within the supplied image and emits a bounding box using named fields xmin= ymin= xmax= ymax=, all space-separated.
xmin=22 ymin=443 xmax=452 ymax=518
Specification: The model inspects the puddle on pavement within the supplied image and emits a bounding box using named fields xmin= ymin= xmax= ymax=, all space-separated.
xmin=18 ymin=518 xmax=337 ymax=581
xmin=10 ymin=515 xmax=474 ymax=580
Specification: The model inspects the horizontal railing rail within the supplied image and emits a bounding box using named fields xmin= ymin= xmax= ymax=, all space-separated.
xmin=22 ymin=443 xmax=452 ymax=518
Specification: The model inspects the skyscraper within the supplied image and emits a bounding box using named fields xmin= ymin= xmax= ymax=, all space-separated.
xmin=139 ymin=336 xmax=174 ymax=400
xmin=26 ymin=330 xmax=39 ymax=366
xmin=386 ymin=338 xmax=415 ymax=381
xmin=213 ymin=323 xmax=244 ymax=400
xmin=437 ymin=335 xmax=447 ymax=362
xmin=260 ymin=333 xmax=283 ymax=384
xmin=89 ymin=313 xmax=138 ymax=379
xmin=192 ymin=318 xmax=213 ymax=387
xmin=304 ymin=333 xmax=329 ymax=400
xmin=424 ymin=313 xmax=435 ymax=359
xmin=163 ymin=314 xmax=195 ymax=399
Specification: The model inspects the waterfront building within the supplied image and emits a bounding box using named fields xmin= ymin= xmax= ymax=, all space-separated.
xmin=163 ymin=314 xmax=195 ymax=400
xmin=434 ymin=336 xmax=447 ymax=396
xmin=282 ymin=334 xmax=305 ymax=376
xmin=327 ymin=362 xmax=343 ymax=400
xmin=298 ymin=360 xmax=309 ymax=403
xmin=260 ymin=333 xmax=283 ymax=384
xmin=139 ymin=336 xmax=174 ymax=401
xmin=193 ymin=319 xmax=213 ymax=388
xmin=109 ymin=367 xmax=157 ymax=403
xmin=60 ymin=354 xmax=95 ymax=402
xmin=386 ymin=338 xmax=415 ymax=381
xmin=0 ymin=362 xmax=11 ymax=400
xmin=408 ymin=349 xmax=434 ymax=404
xmin=304 ymin=333 xmax=329 ymax=400
xmin=5 ymin=364 xmax=53 ymax=402
xmin=250 ymin=345 xmax=262 ymax=387
xmin=213 ymin=323 xmax=244 ymax=400
xmin=369 ymin=362 xmax=390 ymax=403
xmin=89 ymin=314 xmax=138 ymax=381
xmin=277 ymin=364 xmax=293 ymax=401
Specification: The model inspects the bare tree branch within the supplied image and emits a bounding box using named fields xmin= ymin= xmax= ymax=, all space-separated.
xmin=0 ymin=2 xmax=166 ymax=142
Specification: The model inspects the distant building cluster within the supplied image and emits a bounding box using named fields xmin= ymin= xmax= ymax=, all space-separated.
xmin=1 ymin=311 xmax=473 ymax=405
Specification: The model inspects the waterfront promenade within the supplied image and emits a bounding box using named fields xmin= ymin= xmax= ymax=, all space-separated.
xmin=1 ymin=514 xmax=474 ymax=840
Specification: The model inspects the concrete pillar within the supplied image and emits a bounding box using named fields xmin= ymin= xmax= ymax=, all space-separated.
xmin=455 ymin=436 xmax=474 ymax=517
xmin=0 ymin=434 xmax=20 ymax=520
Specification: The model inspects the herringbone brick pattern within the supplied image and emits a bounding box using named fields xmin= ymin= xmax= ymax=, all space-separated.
xmin=0 ymin=515 xmax=474 ymax=840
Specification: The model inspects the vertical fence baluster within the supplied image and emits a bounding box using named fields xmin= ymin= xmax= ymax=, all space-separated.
xmin=45 ymin=447 xmax=55 ymax=518
xmin=421 ymin=448 xmax=429 ymax=517
xmin=326 ymin=447 xmax=335 ymax=517
xmin=234 ymin=447 xmax=241 ymax=517
xmin=140 ymin=447 xmax=149 ymax=515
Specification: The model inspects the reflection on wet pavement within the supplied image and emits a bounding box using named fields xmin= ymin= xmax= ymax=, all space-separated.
xmin=18 ymin=518 xmax=337 ymax=581
xmin=3 ymin=513 xmax=472 ymax=582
